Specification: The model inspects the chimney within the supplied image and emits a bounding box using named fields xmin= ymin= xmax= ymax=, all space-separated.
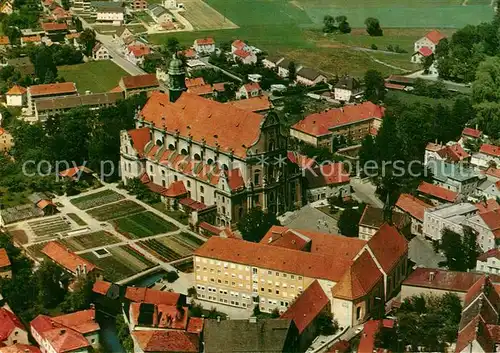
xmin=268 ymin=236 xmax=273 ymax=243
xmin=429 ymin=271 xmax=435 ymax=282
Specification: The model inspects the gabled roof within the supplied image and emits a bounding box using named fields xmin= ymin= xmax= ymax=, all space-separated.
xmin=194 ymin=38 xmax=214 ymax=46
xmin=281 ymin=280 xmax=329 ymax=333
xmin=403 ymin=268 xmax=486 ymax=293
xmin=127 ymin=45 xmax=151 ymax=58
xmin=125 ymin=287 xmax=181 ymax=306
xmin=358 ymin=205 xmax=408 ymax=230
xmin=51 ymin=309 xmax=99 ymax=334
xmin=417 ymin=181 xmax=458 ymax=203
xmin=21 ymin=35 xmax=41 ymax=43
xmin=455 ymin=317 xmax=495 ymax=353
xmin=305 ymin=162 xmax=350 ymax=188
xmin=187 ymin=84 xmax=213 ymax=96
xmin=418 ymin=46 xmax=433 ymax=57
xmin=480 ymin=209 xmax=500 ymax=233
xmin=130 ymin=302 xmax=188 ymax=329
xmin=58 ymin=166 xmax=93 ymax=178
xmin=163 ymin=180 xmax=188 ymax=197
xmin=6 ymin=85 xmax=27 ymax=95
xmin=92 ymin=280 xmax=111 ymax=295
xmin=132 ymin=330 xmax=200 ymax=352
xmin=462 ymin=127 xmax=482 ymax=138
xmin=357 ymin=320 xmax=382 ymax=353
xmin=0 ymin=36 xmax=9 ymax=45
xmin=0 ymin=344 xmax=41 ymax=353
xmin=233 ymin=49 xmax=252 ymax=58
xmin=291 ymin=102 xmax=385 ymax=137
xmin=226 ymin=96 xmax=271 ymax=112
xmin=242 ymin=82 xmax=260 ymax=92
xmin=0 ymin=249 xmax=10 ymax=268
xmin=41 ymin=241 xmax=97 ymax=274
xmin=127 ymin=127 xmax=150 ymax=157
xmin=185 ymin=77 xmax=205 ymax=88
xmin=42 ymin=22 xmax=68 ymax=31
xmin=475 ymin=199 xmax=500 ymax=214
xmin=232 ymin=39 xmax=246 ymax=50
xmin=395 ymin=193 xmax=433 ymax=222
xmin=226 ymin=168 xmax=245 ymax=191
xmin=297 ymin=67 xmax=324 ymax=81
xmin=425 ymin=30 xmax=446 ymax=44
xmin=121 ymin=74 xmax=158 ymax=89
xmin=0 ymin=308 xmax=25 ymax=341
xmin=28 ymin=82 xmax=76 ymax=97
xmin=480 ymin=143 xmax=500 ymax=157
xmin=367 ymin=224 xmax=408 ymax=274
xmin=484 ymin=167 xmax=500 ymax=180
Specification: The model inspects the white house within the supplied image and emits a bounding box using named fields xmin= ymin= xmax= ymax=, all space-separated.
xmin=147 ymin=4 xmax=173 ymax=24
xmin=0 ymin=308 xmax=29 ymax=346
xmin=334 ymin=76 xmax=361 ymax=102
xmin=395 ymin=193 xmax=433 ymax=236
xmin=476 ymin=248 xmax=500 ymax=275
xmin=262 ymin=55 xmax=283 ymax=70
xmin=422 ymin=202 xmax=478 ymax=241
xmin=92 ymin=41 xmax=110 ymax=60
xmin=126 ymin=44 xmax=151 ymax=66
xmin=113 ymin=27 xmax=134 ymax=46
xmin=277 ymin=58 xmax=293 ymax=78
xmin=475 ymin=179 xmax=500 ymax=201
xmin=233 ymin=49 xmax=257 ymax=65
xmin=6 ymin=85 xmax=27 ymax=107
xmin=231 ymin=39 xmax=249 ymax=54
xmin=471 ymin=143 xmax=500 ymax=170
xmin=163 ymin=0 xmax=177 ymax=9
xmin=95 ymin=3 xmax=124 ymax=26
xmin=414 ymin=30 xmax=446 ymax=55
xmin=304 ymin=162 xmax=351 ymax=202
xmin=296 ymin=67 xmax=327 ymax=86
xmin=193 ymin=38 xmax=215 ymax=55
xmin=463 ymin=208 xmax=500 ymax=252
xmin=236 ymin=82 xmax=261 ymax=99
xmin=427 ymin=160 xmax=480 ymax=198
xmin=411 ymin=46 xmax=433 ymax=64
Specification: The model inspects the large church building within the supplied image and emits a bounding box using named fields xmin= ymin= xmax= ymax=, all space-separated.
xmin=120 ymin=56 xmax=303 ymax=227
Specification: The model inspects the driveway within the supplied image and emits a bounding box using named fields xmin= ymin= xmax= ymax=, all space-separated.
xmin=409 ymin=235 xmax=445 ymax=268
xmin=350 ymin=177 xmax=384 ymax=208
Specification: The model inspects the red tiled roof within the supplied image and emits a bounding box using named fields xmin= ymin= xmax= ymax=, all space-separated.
xmin=0 ymin=344 xmax=41 ymax=353
xmin=109 ymin=85 xmax=123 ymax=93
xmin=185 ymin=77 xmax=205 ymax=88
xmin=418 ymin=46 xmax=433 ymax=57
xmin=425 ymin=30 xmax=446 ymax=44
xmin=232 ymin=39 xmax=246 ymax=50
xmin=226 ymin=168 xmax=245 ymax=191
xmin=195 ymin=38 xmax=214 ymax=46
xmin=130 ymin=303 xmax=188 ymax=329
xmin=0 ymin=36 xmax=9 ymax=45
xmin=121 ymin=74 xmax=158 ymax=89
xmin=291 ymin=102 xmax=385 ymax=137
xmin=164 ymin=180 xmax=188 ymax=197
xmin=226 ymin=96 xmax=271 ymax=112
xmin=51 ymin=309 xmax=99 ymax=334
xmin=462 ymin=127 xmax=482 ymax=138
xmin=22 ymin=36 xmax=41 ymax=43
xmin=186 ymin=317 xmax=204 ymax=334
xmin=243 ymin=82 xmax=260 ymax=92
xmin=0 ymin=249 xmax=10 ymax=268
xmin=125 ymin=287 xmax=180 ymax=306
xmin=384 ymin=82 xmax=405 ymax=90
xmin=442 ymin=143 xmax=470 ymax=162
xmin=58 ymin=166 xmax=93 ymax=178
xmin=281 ymin=280 xmax=329 ymax=334
xmin=199 ymin=222 xmax=222 ymax=235
xmin=395 ymin=193 xmax=433 ymax=222
xmin=179 ymin=48 xmax=196 ymax=58
xmin=367 ymin=224 xmax=408 ymax=274
xmin=332 ymin=250 xmax=383 ymax=300
xmin=234 ymin=49 xmax=252 ymax=58
xmin=212 ymin=82 xmax=225 ymax=92
xmin=36 ymin=200 xmax=56 ymax=210
xmin=138 ymin=92 xmax=264 ymax=159
xmin=28 ymin=82 xmax=76 ymax=97
xmin=475 ymin=199 xmax=500 ymax=214
xmin=261 ymin=228 xmax=310 ymax=251
xmin=455 ymin=316 xmax=494 ymax=353
xmin=287 ymin=151 xmax=317 ymax=170
xmin=187 ymin=84 xmax=213 ymax=96
xmin=6 ymin=85 xmax=27 ymax=95
xmin=402 ymin=268 xmax=486 ymax=293
xmin=128 ymin=44 xmax=151 ymax=57
xmin=132 ymin=330 xmax=199 ymax=352
xmin=41 ymin=241 xmax=97 ymax=274
xmin=358 ymin=320 xmax=381 ymax=353
xmin=480 ymin=143 xmax=500 ymax=157
xmin=306 ymin=162 xmax=350 ymax=188
xmin=417 ymin=181 xmax=457 ymax=203
xmin=484 ymin=167 xmax=500 ymax=180
xmin=42 ymin=22 xmax=67 ymax=31
xmin=127 ymin=127 xmax=151 ymax=157
xmin=179 ymin=198 xmax=207 ymax=211
xmin=92 ymin=280 xmax=111 ymax=295
xmin=0 ymin=308 xmax=25 ymax=341
xmin=480 ymin=209 xmax=500 ymax=232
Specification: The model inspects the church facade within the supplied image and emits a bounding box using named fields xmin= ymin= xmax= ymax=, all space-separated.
xmin=120 ymin=55 xmax=303 ymax=227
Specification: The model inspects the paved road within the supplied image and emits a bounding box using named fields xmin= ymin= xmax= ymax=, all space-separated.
xmin=198 ymin=57 xmax=243 ymax=82
xmin=350 ymin=177 xmax=384 ymax=208
xmin=409 ymin=235 xmax=445 ymax=268
xmin=406 ymin=70 xmax=472 ymax=94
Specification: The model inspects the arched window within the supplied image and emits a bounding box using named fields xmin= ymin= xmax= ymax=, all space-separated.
xmin=222 ymin=164 xmax=229 ymax=171
xmin=356 ymin=307 xmax=361 ymax=320
xmin=254 ymin=171 xmax=260 ymax=186
xmin=181 ymin=148 xmax=188 ymax=155
xmin=156 ymin=139 xmax=163 ymax=146
xmin=269 ymin=139 xmax=275 ymax=151
xmin=168 ymin=144 xmax=175 ymax=150
xmin=194 ymin=153 xmax=201 ymax=161
xmin=207 ymin=158 xmax=214 ymax=165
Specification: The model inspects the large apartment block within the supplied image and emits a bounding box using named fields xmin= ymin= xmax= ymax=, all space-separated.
xmin=193 ymin=224 xmax=408 ymax=329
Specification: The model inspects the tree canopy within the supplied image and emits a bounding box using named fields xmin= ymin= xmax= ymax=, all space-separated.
xmin=364 ymin=17 xmax=383 ymax=36
xmin=238 ymin=207 xmax=280 ymax=242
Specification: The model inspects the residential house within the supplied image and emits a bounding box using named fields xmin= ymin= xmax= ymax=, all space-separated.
xmin=460 ymin=126 xmax=482 ymax=146
xmin=31 ymin=309 xmax=100 ymax=353
xmin=27 ymin=82 xmax=78 ymax=117
xmin=41 ymin=241 xmax=100 ymax=278
xmin=476 ymin=249 xmax=500 ymax=275
xmin=126 ymin=44 xmax=151 ymax=66
xmin=226 ymin=96 xmax=272 ymax=114
xmin=65 ymin=32 xmax=80 ymax=48
xmin=72 ymin=0 xmax=91 ymax=12
xmin=184 ymin=77 xmax=205 ymax=88
xmin=193 ymin=38 xmax=215 ymax=55
xmin=233 ymin=49 xmax=257 ymax=65
xmin=395 ymin=193 xmax=433 ymax=236
xmin=475 ymin=178 xmax=500 ymax=201
xmin=131 ymin=330 xmax=200 ymax=353
xmin=131 ymin=0 xmax=147 ymax=10
xmin=34 ymin=91 xmax=124 ymax=121
xmin=0 ymin=36 xmax=10 ymax=49
xmin=471 ymin=143 xmax=500 ymax=169
xmin=334 ymin=76 xmax=362 ymax=102
xmin=20 ymin=35 xmax=42 ymax=47
xmin=118 ymin=74 xmax=159 ymax=98
xmin=92 ymin=281 xmax=124 ymax=315
xmin=203 ymin=318 xmax=299 ymax=353
xmin=147 ymin=4 xmax=172 ymax=24
xmin=50 ymin=6 xmax=72 ymax=24
xmin=463 ymin=208 xmax=500 ymax=252
xmin=58 ymin=166 xmax=94 ymax=182
xmin=194 ymin=224 xmax=408 ymax=329
xmin=6 ymin=85 xmax=27 ymax=107
xmin=296 ymin=67 xmax=327 ymax=86
xmin=413 ymin=30 xmax=446 ymax=56
xmin=236 ymin=83 xmax=261 ymax=99
xmin=424 ymin=142 xmax=470 ymax=166
xmin=401 ymin=268 xmax=488 ymax=303
xmin=41 ymin=22 xmax=68 ymax=36
xmin=358 ymin=205 xmax=409 ymax=241
xmin=411 ymin=46 xmax=433 ymax=64
xmin=475 ymin=199 xmax=500 ymax=214
xmin=290 ymin=101 xmax=385 ymax=149
xmin=427 ymin=160 xmax=481 ymax=197
xmin=92 ymin=41 xmax=109 ymax=60
xmin=0 ymin=128 xmax=13 ymax=153
xmin=95 ymin=2 xmax=125 ymax=25
xmin=113 ymin=27 xmax=134 ymax=46
xmin=0 ymin=1 xmax=13 ymax=15
xmin=484 ymin=167 xmax=500 ymax=182
xmin=422 ymin=202 xmax=478 ymax=241
xmin=0 ymin=249 xmax=11 ymax=278
xmin=0 ymin=308 xmax=29 ymax=346
xmin=358 ymin=320 xmax=395 ymax=353
xmin=262 ymin=55 xmax=284 ymax=70
xmin=277 ymin=59 xmax=297 ymax=78
xmin=304 ymin=162 xmax=351 ymax=202
xmin=417 ymin=181 xmax=458 ymax=205
xmin=280 ymin=280 xmax=330 ymax=351
xmin=231 ymin=39 xmax=249 ymax=54
xmin=0 ymin=344 xmax=40 ymax=353
xmin=162 ymin=0 xmax=177 ymax=9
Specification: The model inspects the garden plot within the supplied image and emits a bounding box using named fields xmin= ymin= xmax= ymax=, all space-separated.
xmin=71 ymin=190 xmax=124 ymax=210
xmin=111 ymin=211 xmax=178 ymax=239
xmin=87 ymin=200 xmax=145 ymax=221
xmin=26 ymin=241 xmax=50 ymax=260
xmin=80 ymin=245 xmax=155 ymax=282
xmin=59 ymin=231 xmax=121 ymax=252
xmin=139 ymin=232 xmax=203 ymax=262
xmin=28 ymin=216 xmax=72 ymax=237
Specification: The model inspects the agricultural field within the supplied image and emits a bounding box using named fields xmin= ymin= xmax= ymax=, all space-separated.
xmin=29 ymin=216 xmax=72 ymax=237
xmin=181 ymin=0 xmax=238 ymax=30
xmin=59 ymin=231 xmax=121 ymax=252
xmin=81 ymin=245 xmax=156 ymax=282
xmin=111 ymin=211 xmax=178 ymax=239
xmin=58 ymin=61 xmax=129 ymax=94
xmin=66 ymin=213 xmax=87 ymax=226
xmin=87 ymin=200 xmax=145 ymax=221
xmin=138 ymin=232 xmax=204 ymax=262
xmin=71 ymin=190 xmax=125 ymax=210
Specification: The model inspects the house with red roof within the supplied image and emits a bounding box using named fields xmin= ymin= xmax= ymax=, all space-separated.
xmin=0 ymin=249 xmax=11 ymax=279
xmin=58 ymin=166 xmax=93 ymax=182
xmin=41 ymin=22 xmax=68 ymax=35
xmin=231 ymin=39 xmax=249 ymax=54
xmin=132 ymin=329 xmax=200 ymax=353
xmin=6 ymin=85 xmax=27 ymax=107
xmin=0 ymin=308 xmax=29 ymax=346
xmin=226 ymin=96 xmax=272 ymax=114
xmin=30 ymin=309 xmax=100 ymax=353
xmin=236 ymin=83 xmax=261 ymax=99
xmin=118 ymin=74 xmax=159 ymax=98
xmin=0 ymin=344 xmax=41 ymax=353
xmin=357 ymin=320 xmax=395 ymax=353
xmin=304 ymin=162 xmax=351 ymax=202
xmin=125 ymin=44 xmax=152 ymax=66
xmin=41 ymin=241 xmax=100 ymax=278
xmin=424 ymin=142 xmax=470 ymax=166
xmin=413 ymin=30 xmax=446 ymax=57
xmin=290 ymin=101 xmax=385 ymax=149
xmin=193 ymin=38 xmax=215 ymax=55
xmin=411 ymin=45 xmax=433 ymax=64
xmin=232 ymin=48 xmax=257 ymax=65
xmin=395 ymin=193 xmax=433 ymax=236
xmin=460 ymin=127 xmax=483 ymax=147
xmin=463 ymin=208 xmax=500 ymax=252
xmin=471 ymin=143 xmax=500 ymax=170
xmin=417 ymin=181 xmax=458 ymax=205
xmin=358 ymin=205 xmax=409 ymax=241
xmin=27 ymin=82 xmax=77 ymax=119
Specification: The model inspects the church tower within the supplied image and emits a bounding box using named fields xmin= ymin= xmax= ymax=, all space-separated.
xmin=168 ymin=54 xmax=186 ymax=103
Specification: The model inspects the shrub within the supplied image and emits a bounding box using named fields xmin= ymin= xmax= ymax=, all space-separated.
xmin=164 ymin=270 xmax=179 ymax=283
xmin=371 ymin=44 xmax=378 ymax=50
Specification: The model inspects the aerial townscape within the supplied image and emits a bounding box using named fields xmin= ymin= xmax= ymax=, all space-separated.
xmin=0 ymin=0 xmax=500 ymax=351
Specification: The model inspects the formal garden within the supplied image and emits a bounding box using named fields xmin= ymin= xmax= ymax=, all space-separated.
xmin=28 ymin=216 xmax=72 ymax=238
xmin=71 ymin=189 xmax=125 ymax=210
xmin=138 ymin=232 xmax=204 ymax=263
xmin=58 ymin=231 xmax=122 ymax=252
xmin=111 ymin=211 xmax=179 ymax=239
xmin=87 ymin=200 xmax=145 ymax=221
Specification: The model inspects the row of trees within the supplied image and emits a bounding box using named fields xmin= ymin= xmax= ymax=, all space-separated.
xmin=322 ymin=16 xmax=382 ymax=36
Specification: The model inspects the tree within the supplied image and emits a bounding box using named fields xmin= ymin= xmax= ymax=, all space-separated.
xmin=189 ymin=302 xmax=203 ymax=317
xmin=337 ymin=206 xmax=365 ymax=237
xmin=358 ymin=135 xmax=378 ymax=176
xmin=36 ymin=260 xmax=67 ymax=308
xmin=316 ymin=311 xmax=338 ymax=335
xmin=364 ymin=69 xmax=385 ymax=103
xmin=422 ymin=54 xmax=435 ymax=73
xmin=364 ymin=17 xmax=383 ymax=36
xmin=323 ymin=15 xmax=336 ymax=33
xmin=338 ymin=19 xmax=351 ymax=34
xmin=78 ymin=29 xmax=96 ymax=57
xmin=238 ymin=207 xmax=280 ymax=242
xmin=164 ymin=270 xmax=179 ymax=283
xmin=61 ymin=276 xmax=95 ymax=312
xmin=74 ymin=17 xmax=83 ymax=32
xmin=288 ymin=61 xmax=296 ymax=82
xmin=61 ymin=0 xmax=70 ymax=10
xmin=4 ymin=26 xmax=21 ymax=45
xmin=165 ymin=37 xmax=180 ymax=55
xmin=187 ymin=286 xmax=197 ymax=298
xmin=438 ymin=227 xmax=478 ymax=271
xmin=116 ymin=314 xmax=134 ymax=352
xmin=270 ymin=308 xmax=280 ymax=318
xmin=33 ymin=46 xmax=57 ymax=83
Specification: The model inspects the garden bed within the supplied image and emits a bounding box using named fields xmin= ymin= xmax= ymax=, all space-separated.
xmin=71 ymin=190 xmax=125 ymax=210
xmin=111 ymin=211 xmax=178 ymax=239
xmin=66 ymin=213 xmax=87 ymax=226
xmin=139 ymin=233 xmax=202 ymax=263
xmin=28 ymin=216 xmax=72 ymax=237
xmin=59 ymin=231 xmax=121 ymax=252
xmin=87 ymin=200 xmax=145 ymax=221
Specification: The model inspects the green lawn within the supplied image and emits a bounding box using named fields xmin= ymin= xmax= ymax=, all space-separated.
xmin=58 ymin=61 xmax=128 ymax=93
xmin=134 ymin=11 xmax=155 ymax=24
xmin=112 ymin=211 xmax=179 ymax=239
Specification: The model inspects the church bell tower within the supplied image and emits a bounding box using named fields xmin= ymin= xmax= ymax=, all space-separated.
xmin=168 ymin=54 xmax=186 ymax=103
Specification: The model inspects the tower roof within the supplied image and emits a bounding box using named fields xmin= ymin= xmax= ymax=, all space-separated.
xmin=168 ymin=54 xmax=184 ymax=75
